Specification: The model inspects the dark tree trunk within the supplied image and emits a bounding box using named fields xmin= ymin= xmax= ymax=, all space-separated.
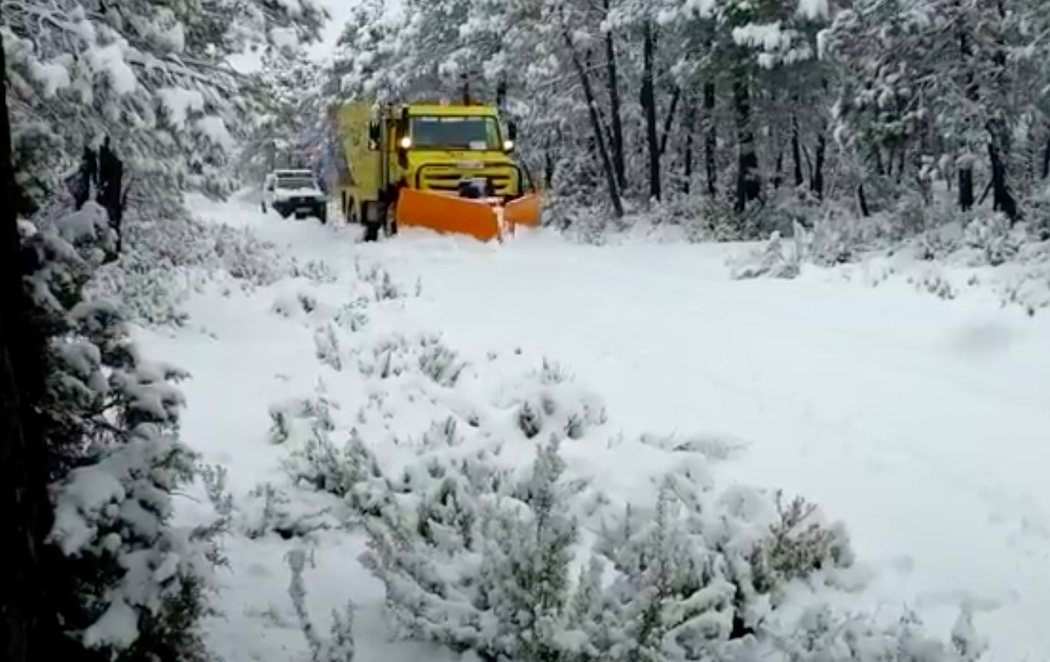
xmin=958 ymin=166 xmax=974 ymax=211
xmin=641 ymin=20 xmax=661 ymax=201
xmin=684 ymin=99 xmax=692 ymax=194
xmin=564 ymin=29 xmax=624 ymax=217
xmin=658 ymin=86 xmax=681 ymax=157
xmin=602 ymin=0 xmax=626 ymax=190
xmin=811 ymin=132 xmax=826 ymax=200
xmin=733 ymin=74 xmax=760 ymax=213
xmin=1042 ymin=135 xmax=1050 ymax=179
xmin=1 ymin=27 xmax=57 ymax=662
xmin=857 ymin=184 xmax=870 ymax=217
xmin=703 ymin=81 xmax=716 ymax=198
xmin=496 ymin=78 xmax=507 ymax=111
xmin=987 ymin=122 xmax=1018 ymax=222
xmin=791 ymin=116 xmax=804 ymax=188
xmin=957 ymin=24 xmax=976 ymax=211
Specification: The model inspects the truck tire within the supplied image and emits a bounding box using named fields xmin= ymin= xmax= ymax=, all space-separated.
xmin=261 ymin=202 xmax=267 ymax=213
xmin=318 ymin=205 xmax=327 ymax=224
xmin=363 ymin=221 xmax=380 ymax=242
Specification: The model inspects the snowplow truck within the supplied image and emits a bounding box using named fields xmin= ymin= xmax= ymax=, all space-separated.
xmin=332 ymin=100 xmax=541 ymax=242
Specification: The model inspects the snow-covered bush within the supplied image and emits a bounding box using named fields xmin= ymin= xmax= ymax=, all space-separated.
xmin=346 ymin=432 xmax=971 ymax=662
xmin=22 ymin=202 xmax=218 ymax=660
xmin=268 ymin=395 xmax=338 ymax=446
xmin=273 ymin=307 xmax=982 ymax=662
xmin=355 ymin=259 xmax=417 ymax=301
xmin=359 ymin=438 xmax=580 ymax=660
xmin=729 ymin=230 xmax=802 ymax=280
xmin=87 ymin=193 xmax=292 ymax=326
xmin=286 ymin=547 xmax=356 ymax=662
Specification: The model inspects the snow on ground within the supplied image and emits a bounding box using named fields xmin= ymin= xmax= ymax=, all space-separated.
xmin=139 ymin=192 xmax=1050 ymax=661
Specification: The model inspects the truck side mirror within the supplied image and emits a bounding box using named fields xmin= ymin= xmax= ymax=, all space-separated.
xmin=508 ymin=121 xmax=518 ymax=141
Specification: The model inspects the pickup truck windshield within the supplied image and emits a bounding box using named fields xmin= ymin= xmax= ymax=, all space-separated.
xmin=410 ymin=116 xmax=501 ymax=150
xmin=276 ymin=177 xmax=316 ymax=189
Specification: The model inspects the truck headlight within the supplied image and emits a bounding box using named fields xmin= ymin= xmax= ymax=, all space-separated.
xmin=503 ymin=139 xmax=515 ymax=152
xmin=399 ymin=136 xmax=412 ymax=149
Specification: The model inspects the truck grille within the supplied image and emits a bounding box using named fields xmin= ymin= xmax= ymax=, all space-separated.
xmin=419 ymin=166 xmax=518 ymax=196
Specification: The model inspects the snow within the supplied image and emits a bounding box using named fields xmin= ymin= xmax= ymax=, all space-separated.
xmin=158 ymin=87 xmax=205 ymax=129
xmin=86 ymin=41 xmax=137 ymax=95
xmin=83 ymin=597 xmax=139 ymax=649
xmin=51 ymin=463 xmax=127 ymax=555
xmin=733 ymin=22 xmax=791 ymax=51
xmin=195 ymin=115 xmax=236 ymax=152
xmin=141 ymin=193 xmax=1050 ymax=661
xmin=797 ymin=0 xmax=830 ymax=20
xmin=29 ymin=58 xmax=71 ymax=97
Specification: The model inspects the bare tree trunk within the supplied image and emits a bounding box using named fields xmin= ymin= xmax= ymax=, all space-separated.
xmin=958 ymin=167 xmax=974 ymax=211
xmin=987 ymin=121 xmax=1018 ymax=221
xmin=564 ymin=29 xmax=624 ymax=217
xmin=658 ymin=86 xmax=681 ymax=157
xmin=682 ymin=98 xmax=696 ymax=194
xmin=811 ymin=132 xmax=826 ymax=200
xmin=957 ymin=22 xmax=976 ymax=211
xmin=857 ymin=184 xmax=870 ymax=217
xmin=792 ymin=115 xmax=804 ymax=188
xmin=496 ymin=78 xmax=507 ymax=111
xmin=641 ymin=20 xmax=661 ymax=201
xmin=602 ymin=0 xmax=625 ymax=190
xmin=461 ymin=74 xmax=471 ymax=104
xmin=1 ymin=27 xmax=56 ymax=662
xmin=1043 ymin=136 xmax=1050 ymax=179
xmin=733 ymin=73 xmax=760 ymax=213
xmin=703 ymin=81 xmax=716 ymax=198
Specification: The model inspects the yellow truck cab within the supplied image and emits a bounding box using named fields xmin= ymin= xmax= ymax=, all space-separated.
xmin=389 ymin=103 xmax=523 ymax=198
xmin=333 ymin=99 xmax=540 ymax=242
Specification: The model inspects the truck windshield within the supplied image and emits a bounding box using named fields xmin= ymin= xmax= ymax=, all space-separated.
xmin=409 ymin=116 xmax=501 ymax=150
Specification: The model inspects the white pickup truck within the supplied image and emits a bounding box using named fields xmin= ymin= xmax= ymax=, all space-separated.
xmin=262 ymin=169 xmax=328 ymax=222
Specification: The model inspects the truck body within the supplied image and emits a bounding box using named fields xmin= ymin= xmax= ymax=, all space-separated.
xmin=331 ymin=100 xmax=541 ymax=241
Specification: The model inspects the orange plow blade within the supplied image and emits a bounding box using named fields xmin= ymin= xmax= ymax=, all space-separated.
xmin=395 ymin=188 xmax=501 ymax=242
xmin=503 ymin=193 xmax=542 ymax=231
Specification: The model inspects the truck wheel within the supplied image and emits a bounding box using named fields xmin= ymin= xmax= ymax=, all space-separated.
xmin=261 ymin=202 xmax=267 ymax=214
xmin=363 ymin=221 xmax=380 ymax=242
xmin=318 ymin=205 xmax=328 ymax=224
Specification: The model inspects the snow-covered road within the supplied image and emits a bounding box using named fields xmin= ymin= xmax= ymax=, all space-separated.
xmin=149 ymin=195 xmax=1050 ymax=661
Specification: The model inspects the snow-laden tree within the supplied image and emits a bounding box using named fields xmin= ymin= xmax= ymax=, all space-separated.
xmin=237 ymin=50 xmax=328 ymax=183
xmin=14 ymin=199 xmax=223 ymax=660
xmin=827 ymin=0 xmax=1050 ymax=220
xmin=2 ymin=0 xmax=327 ymax=205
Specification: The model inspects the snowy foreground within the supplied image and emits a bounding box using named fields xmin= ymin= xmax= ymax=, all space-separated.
xmin=138 ymin=194 xmax=1050 ymax=662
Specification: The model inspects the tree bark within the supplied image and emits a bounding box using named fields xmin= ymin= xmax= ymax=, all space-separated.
xmin=733 ymin=73 xmax=760 ymax=213
xmin=703 ymin=81 xmax=716 ymax=198
xmin=682 ymin=99 xmax=695 ymax=194
xmin=1 ymin=26 xmax=55 ymax=662
xmin=641 ymin=19 xmax=661 ymax=201
xmin=564 ymin=29 xmax=624 ymax=217
xmin=602 ymin=0 xmax=626 ymax=190
xmin=957 ymin=21 xmax=976 ymax=211
xmin=791 ymin=115 xmax=804 ymax=188
xmin=811 ymin=132 xmax=826 ymax=200
xmin=987 ymin=121 xmax=1018 ymax=222
xmin=958 ymin=166 xmax=974 ymax=211
xmin=658 ymin=86 xmax=681 ymax=157
xmin=1042 ymin=135 xmax=1050 ymax=180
